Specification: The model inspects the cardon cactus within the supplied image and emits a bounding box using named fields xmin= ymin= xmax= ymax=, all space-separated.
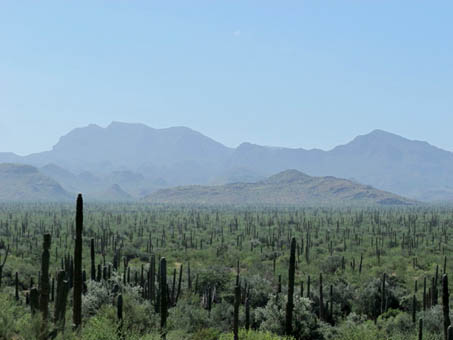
xmin=286 ymin=237 xmax=296 ymax=335
xmin=39 ymin=234 xmax=51 ymax=340
xmin=73 ymin=194 xmax=83 ymax=329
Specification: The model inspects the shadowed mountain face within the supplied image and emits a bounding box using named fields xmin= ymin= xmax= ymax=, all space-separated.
xmin=1 ymin=123 xmax=453 ymax=201
xmin=145 ymin=170 xmax=415 ymax=206
xmin=0 ymin=164 xmax=72 ymax=201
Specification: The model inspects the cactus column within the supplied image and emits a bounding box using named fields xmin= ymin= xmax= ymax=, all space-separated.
xmin=443 ymin=274 xmax=451 ymax=340
xmin=160 ymin=257 xmax=167 ymax=339
xmin=286 ymin=237 xmax=296 ymax=335
xmin=54 ymin=270 xmax=69 ymax=327
xmin=39 ymin=234 xmax=51 ymax=340
xmin=90 ymin=238 xmax=96 ymax=281
xmin=233 ymin=284 xmax=240 ymax=340
xmin=73 ymin=194 xmax=83 ymax=329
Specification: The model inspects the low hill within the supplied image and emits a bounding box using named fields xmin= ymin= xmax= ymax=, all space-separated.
xmin=145 ymin=169 xmax=415 ymax=206
xmin=0 ymin=163 xmax=72 ymax=201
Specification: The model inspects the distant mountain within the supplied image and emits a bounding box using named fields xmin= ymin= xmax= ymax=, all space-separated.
xmin=0 ymin=164 xmax=72 ymax=201
xmin=2 ymin=123 xmax=453 ymax=201
xmin=17 ymin=122 xmax=233 ymax=178
xmin=145 ymin=170 xmax=415 ymax=206
xmin=227 ymin=130 xmax=453 ymax=201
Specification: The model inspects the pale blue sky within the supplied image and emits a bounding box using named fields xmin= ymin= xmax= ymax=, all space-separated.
xmin=1 ymin=1 xmax=452 ymax=155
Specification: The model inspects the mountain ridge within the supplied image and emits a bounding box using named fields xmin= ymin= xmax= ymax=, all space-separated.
xmin=1 ymin=122 xmax=452 ymax=201
xmin=145 ymin=169 xmax=415 ymax=206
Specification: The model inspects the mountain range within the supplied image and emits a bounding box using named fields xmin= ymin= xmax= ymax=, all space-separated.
xmin=1 ymin=121 xmax=453 ymax=202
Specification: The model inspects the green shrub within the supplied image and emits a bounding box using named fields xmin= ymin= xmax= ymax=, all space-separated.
xmin=255 ymin=294 xmax=322 ymax=340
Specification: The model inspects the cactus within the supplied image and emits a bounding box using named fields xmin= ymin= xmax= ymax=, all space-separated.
xmin=160 ymin=257 xmax=167 ymax=338
xmin=423 ymin=277 xmax=427 ymax=311
xmin=330 ymin=284 xmax=334 ymax=324
xmin=54 ymin=270 xmax=66 ymax=324
xmin=117 ymin=293 xmax=123 ymax=321
xmin=0 ymin=244 xmax=9 ymax=287
xmin=73 ymin=194 xmax=83 ymax=329
xmin=245 ymin=290 xmax=250 ymax=330
xmin=39 ymin=233 xmax=51 ymax=339
xmin=51 ymin=277 xmax=55 ymax=302
xmin=419 ymin=318 xmax=423 ymax=340
xmin=285 ymin=237 xmax=296 ymax=335
xmin=443 ymin=274 xmax=451 ymax=340
xmin=435 ymin=265 xmax=440 ymax=305
xmin=150 ymin=255 xmax=156 ymax=304
xmin=412 ymin=294 xmax=416 ymax=324
xmin=381 ymin=273 xmax=386 ymax=314
xmin=448 ymin=325 xmax=453 ymax=340
xmin=15 ymin=272 xmax=19 ymax=301
xmin=233 ymin=284 xmax=240 ymax=340
xmin=117 ymin=293 xmax=123 ymax=336
xmin=90 ymin=238 xmax=96 ymax=281
xmin=30 ymin=287 xmax=39 ymax=314
xmin=359 ymin=254 xmax=363 ymax=274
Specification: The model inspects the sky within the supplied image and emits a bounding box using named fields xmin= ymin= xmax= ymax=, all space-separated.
xmin=0 ymin=1 xmax=452 ymax=155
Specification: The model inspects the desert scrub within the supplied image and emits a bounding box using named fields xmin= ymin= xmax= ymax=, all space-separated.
xmin=81 ymin=308 xmax=119 ymax=340
xmin=0 ymin=290 xmax=41 ymax=339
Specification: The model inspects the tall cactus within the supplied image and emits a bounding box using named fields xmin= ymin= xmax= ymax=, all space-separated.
xmin=245 ymin=290 xmax=250 ymax=330
xmin=73 ymin=194 xmax=83 ymax=329
xmin=443 ymin=274 xmax=451 ymax=340
xmin=117 ymin=293 xmax=123 ymax=321
xmin=419 ymin=318 xmax=423 ymax=340
xmin=90 ymin=238 xmax=96 ymax=281
xmin=39 ymin=233 xmax=51 ymax=340
xmin=381 ymin=273 xmax=386 ymax=314
xmin=160 ymin=257 xmax=167 ymax=338
xmin=233 ymin=284 xmax=240 ymax=340
xmin=286 ymin=237 xmax=296 ymax=335
xmin=54 ymin=270 xmax=69 ymax=327
xmin=15 ymin=272 xmax=19 ymax=301
xmin=0 ymin=244 xmax=9 ymax=287
xmin=30 ymin=287 xmax=39 ymax=314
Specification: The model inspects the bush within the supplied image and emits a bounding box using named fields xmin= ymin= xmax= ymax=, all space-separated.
xmin=255 ymin=294 xmax=322 ymax=340
xmin=167 ymin=295 xmax=214 ymax=333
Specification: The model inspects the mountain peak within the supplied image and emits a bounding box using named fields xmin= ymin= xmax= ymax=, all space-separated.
xmin=357 ymin=129 xmax=405 ymax=142
xmin=264 ymin=169 xmax=311 ymax=184
xmin=107 ymin=121 xmax=151 ymax=130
